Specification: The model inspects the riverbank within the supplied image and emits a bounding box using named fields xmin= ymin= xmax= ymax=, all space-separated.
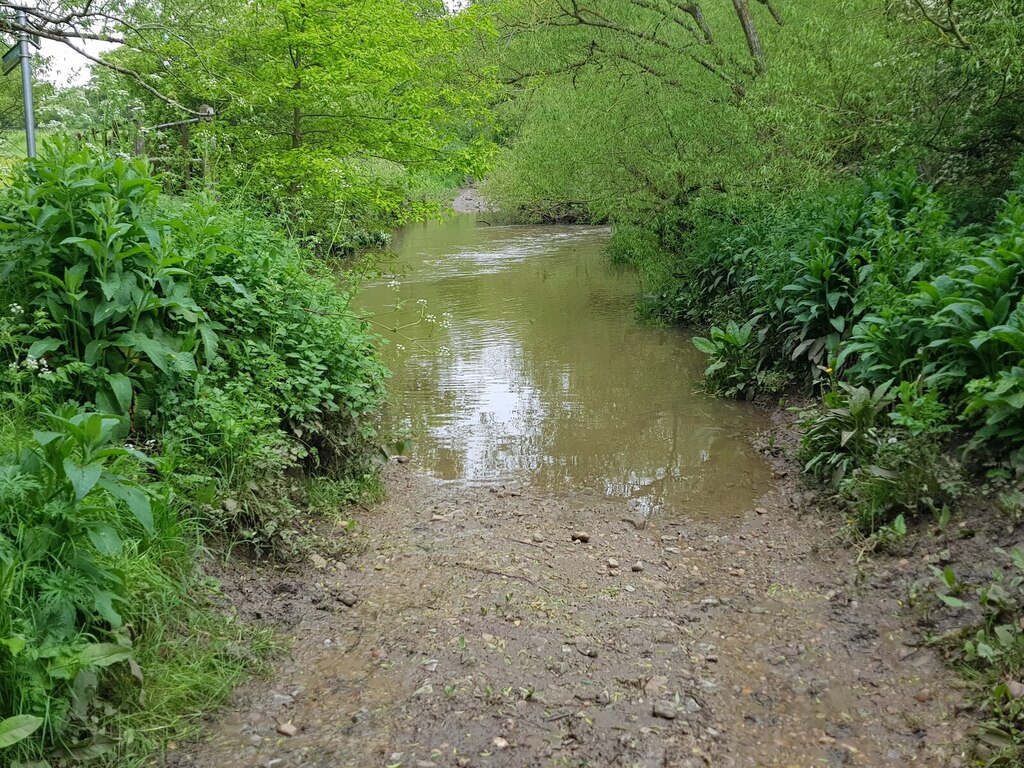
xmin=171 ymin=429 xmax=977 ymax=768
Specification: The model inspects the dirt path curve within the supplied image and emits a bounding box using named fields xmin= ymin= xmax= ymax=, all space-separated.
xmin=171 ymin=460 xmax=971 ymax=768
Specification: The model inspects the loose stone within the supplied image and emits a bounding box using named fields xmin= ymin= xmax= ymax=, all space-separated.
xmin=652 ymin=701 xmax=677 ymax=720
xmin=276 ymin=722 xmax=298 ymax=737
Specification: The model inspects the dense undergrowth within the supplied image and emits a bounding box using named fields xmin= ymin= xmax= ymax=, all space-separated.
xmin=644 ymin=169 xmax=1022 ymax=529
xmin=0 ymin=142 xmax=387 ymax=765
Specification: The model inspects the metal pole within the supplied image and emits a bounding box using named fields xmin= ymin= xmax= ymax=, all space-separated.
xmin=16 ymin=10 xmax=35 ymax=158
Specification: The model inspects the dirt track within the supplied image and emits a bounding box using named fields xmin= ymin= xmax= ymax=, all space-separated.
xmin=169 ymin=438 xmax=976 ymax=768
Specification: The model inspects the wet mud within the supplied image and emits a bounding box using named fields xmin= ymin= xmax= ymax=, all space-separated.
xmin=170 ymin=451 xmax=971 ymax=768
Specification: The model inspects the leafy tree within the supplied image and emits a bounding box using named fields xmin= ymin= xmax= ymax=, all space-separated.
xmin=102 ymin=0 xmax=496 ymax=243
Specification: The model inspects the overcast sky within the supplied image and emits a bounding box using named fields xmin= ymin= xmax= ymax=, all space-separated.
xmin=39 ymin=38 xmax=112 ymax=87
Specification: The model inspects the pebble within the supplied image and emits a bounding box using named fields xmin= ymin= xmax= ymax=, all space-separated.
xmin=576 ymin=643 xmax=598 ymax=658
xmin=532 ymin=532 xmax=544 ymax=543
xmin=572 ymin=531 xmax=591 ymax=543
xmin=652 ymin=701 xmax=677 ymax=720
xmin=1008 ymin=680 xmax=1024 ymax=699
xmin=608 ymin=558 xmax=620 ymax=569
xmin=340 ymin=592 xmax=358 ymax=607
xmin=309 ymin=553 xmax=328 ymax=569
xmin=755 ymin=507 xmax=767 ymax=515
xmin=276 ymin=722 xmax=298 ymax=737
xmin=493 ymin=736 xmax=509 ymax=749
xmin=631 ymin=561 xmax=645 ymax=572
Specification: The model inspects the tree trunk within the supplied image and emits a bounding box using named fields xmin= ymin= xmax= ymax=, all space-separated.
xmin=732 ymin=0 xmax=765 ymax=71
xmin=292 ymin=106 xmax=302 ymax=149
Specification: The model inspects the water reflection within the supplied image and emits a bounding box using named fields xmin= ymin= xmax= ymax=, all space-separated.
xmin=357 ymin=215 xmax=770 ymax=518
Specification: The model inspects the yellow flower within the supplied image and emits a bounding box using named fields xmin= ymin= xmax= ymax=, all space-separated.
xmin=825 ymin=367 xmax=834 ymax=374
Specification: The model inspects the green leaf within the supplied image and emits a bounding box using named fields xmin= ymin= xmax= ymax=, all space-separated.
xmin=118 ymin=332 xmax=173 ymax=374
xmin=0 ymin=715 xmax=44 ymax=749
xmin=98 ymin=476 xmax=154 ymax=534
xmin=32 ymin=430 xmax=63 ymax=447
xmin=77 ymin=643 xmax=133 ymax=668
xmin=994 ymin=624 xmax=1016 ymax=648
xmin=62 ymin=459 xmax=102 ymax=501
xmin=49 ymin=734 xmax=117 ymax=760
xmin=106 ymin=373 xmax=133 ymax=414
xmin=0 ymin=636 xmax=26 ymax=656
xmin=976 ymin=641 xmax=997 ymax=660
xmin=692 ymin=337 xmax=716 ymax=354
xmin=87 ymin=524 xmax=123 ymax=556
xmin=93 ymin=591 xmax=124 ymax=627
xmin=936 ymin=592 xmax=966 ymax=609
xmin=27 ymin=338 xmax=63 ymax=358
xmin=123 ymin=487 xmax=154 ymax=534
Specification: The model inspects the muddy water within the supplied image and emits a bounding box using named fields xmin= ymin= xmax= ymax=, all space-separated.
xmin=359 ymin=216 xmax=771 ymax=518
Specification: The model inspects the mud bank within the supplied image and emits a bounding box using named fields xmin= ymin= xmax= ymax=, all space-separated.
xmin=169 ymin=441 xmax=976 ymax=768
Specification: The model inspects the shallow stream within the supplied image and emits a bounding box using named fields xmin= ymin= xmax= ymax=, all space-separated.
xmin=358 ymin=215 xmax=770 ymax=518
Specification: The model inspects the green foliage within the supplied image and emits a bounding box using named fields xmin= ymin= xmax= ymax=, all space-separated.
xmin=0 ymin=142 xmax=215 ymax=423
xmin=925 ymin=548 xmax=1024 ymax=766
xmin=799 ymin=381 xmax=894 ymax=489
xmin=0 ymin=142 xmax=388 ymax=554
xmin=0 ymin=142 xmax=386 ymax=761
xmin=965 ymin=367 xmax=1024 ymax=464
xmin=0 ymin=408 xmax=164 ymax=761
xmin=96 ymin=0 xmax=496 ymax=245
xmin=692 ymin=320 xmax=767 ymax=399
xmin=799 ymin=380 xmax=962 ymax=531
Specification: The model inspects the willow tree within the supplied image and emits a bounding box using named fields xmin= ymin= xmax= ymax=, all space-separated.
xmin=484 ymin=0 xmax=899 ymax=223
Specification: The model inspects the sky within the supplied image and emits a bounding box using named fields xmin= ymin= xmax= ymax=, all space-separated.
xmin=39 ymin=38 xmax=113 ymax=87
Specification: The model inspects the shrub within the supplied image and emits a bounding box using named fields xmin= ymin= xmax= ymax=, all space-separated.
xmin=0 ymin=145 xmax=216 ymax=424
xmin=0 ymin=141 xmax=388 ymax=551
xmin=799 ymin=380 xmax=894 ymax=488
xmin=0 ymin=142 xmax=386 ymax=759
xmin=0 ymin=409 xmax=169 ymax=760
